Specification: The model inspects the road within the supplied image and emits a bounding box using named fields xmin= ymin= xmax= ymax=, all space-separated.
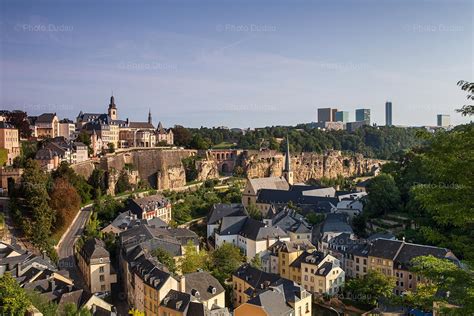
xmin=57 ymin=205 xmax=92 ymax=285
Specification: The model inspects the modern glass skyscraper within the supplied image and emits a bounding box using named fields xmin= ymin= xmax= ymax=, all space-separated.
xmin=335 ymin=111 xmax=349 ymax=123
xmin=385 ymin=101 xmax=393 ymax=126
xmin=355 ymin=108 xmax=371 ymax=124
xmin=437 ymin=114 xmax=450 ymax=127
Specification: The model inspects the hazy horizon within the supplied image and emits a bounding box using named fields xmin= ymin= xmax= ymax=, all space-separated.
xmin=1 ymin=0 xmax=472 ymax=128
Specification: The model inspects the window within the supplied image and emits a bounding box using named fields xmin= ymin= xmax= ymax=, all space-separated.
xmin=101 ymin=285 xmax=106 ymax=291
xmin=363 ymin=259 xmax=367 ymax=265
xmin=99 ymin=266 xmax=105 ymax=273
xmin=304 ymin=275 xmax=308 ymax=281
xmin=99 ymin=275 xmax=105 ymax=282
xmin=409 ymin=274 xmax=413 ymax=280
xmin=356 ymin=258 xmax=359 ymax=264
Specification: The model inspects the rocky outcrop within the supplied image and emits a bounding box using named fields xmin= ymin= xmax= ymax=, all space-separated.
xmin=243 ymin=150 xmax=384 ymax=182
xmin=195 ymin=159 xmax=220 ymax=182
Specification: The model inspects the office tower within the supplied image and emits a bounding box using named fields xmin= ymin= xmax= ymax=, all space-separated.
xmin=355 ymin=108 xmax=371 ymax=124
xmin=335 ymin=111 xmax=349 ymax=123
xmin=437 ymin=114 xmax=450 ymax=127
xmin=385 ymin=101 xmax=392 ymax=126
xmin=317 ymin=108 xmax=338 ymax=123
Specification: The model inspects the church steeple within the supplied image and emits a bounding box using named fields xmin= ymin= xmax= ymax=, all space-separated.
xmin=283 ymin=135 xmax=294 ymax=185
xmin=108 ymin=94 xmax=117 ymax=120
xmin=148 ymin=109 xmax=152 ymax=124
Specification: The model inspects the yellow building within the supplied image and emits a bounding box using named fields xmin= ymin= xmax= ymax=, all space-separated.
xmin=232 ymin=264 xmax=280 ymax=307
xmin=0 ymin=122 xmax=20 ymax=165
xmin=290 ymin=250 xmax=344 ymax=295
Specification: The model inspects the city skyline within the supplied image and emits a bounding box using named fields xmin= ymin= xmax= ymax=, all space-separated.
xmin=1 ymin=0 xmax=472 ymax=128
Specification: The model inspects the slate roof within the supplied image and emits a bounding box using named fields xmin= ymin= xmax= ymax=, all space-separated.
xmin=36 ymin=113 xmax=57 ymax=123
xmin=267 ymin=239 xmax=315 ymax=255
xmin=368 ymin=239 xmax=403 ymax=260
xmin=207 ymin=203 xmax=247 ymax=225
xmin=133 ymin=255 xmax=172 ymax=290
xmin=80 ymin=238 xmax=110 ymax=261
xmin=0 ymin=121 xmax=16 ymax=129
xmin=239 ymin=218 xmax=288 ymax=241
xmin=185 ymin=271 xmax=225 ymax=302
xmin=394 ymin=242 xmax=456 ymax=270
xmin=258 ymin=189 xmax=339 ymax=206
xmin=248 ymin=177 xmax=289 ymax=192
xmin=271 ymin=208 xmax=312 ymax=234
xmin=246 ymin=287 xmax=293 ymax=316
xmin=127 ymin=194 xmax=169 ymax=219
xmin=315 ymin=261 xmax=334 ymax=277
xmin=233 ymin=264 xmax=280 ymax=290
xmin=219 ymin=216 xmax=247 ymax=235
xmin=161 ymin=289 xmax=191 ymax=313
xmin=320 ymin=213 xmax=353 ymax=234
xmin=290 ymin=250 xmax=326 ymax=269
xmin=128 ymin=121 xmax=154 ymax=129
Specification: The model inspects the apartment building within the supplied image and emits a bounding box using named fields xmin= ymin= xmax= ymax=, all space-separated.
xmin=232 ymin=264 xmax=280 ymax=307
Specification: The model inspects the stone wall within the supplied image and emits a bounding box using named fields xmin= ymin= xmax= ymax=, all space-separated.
xmin=70 ymin=160 xmax=96 ymax=180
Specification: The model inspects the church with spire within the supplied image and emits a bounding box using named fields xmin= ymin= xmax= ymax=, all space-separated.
xmin=76 ymin=95 xmax=174 ymax=154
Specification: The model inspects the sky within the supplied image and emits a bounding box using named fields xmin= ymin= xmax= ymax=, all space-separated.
xmin=0 ymin=0 xmax=472 ymax=128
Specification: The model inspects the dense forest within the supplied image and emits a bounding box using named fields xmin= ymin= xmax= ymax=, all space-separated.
xmin=172 ymin=124 xmax=428 ymax=160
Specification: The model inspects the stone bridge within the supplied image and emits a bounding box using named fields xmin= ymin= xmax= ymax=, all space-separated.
xmin=206 ymin=149 xmax=242 ymax=174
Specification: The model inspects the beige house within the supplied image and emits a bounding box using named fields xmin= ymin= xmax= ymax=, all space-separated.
xmin=0 ymin=122 xmax=20 ymax=165
xmin=35 ymin=113 xmax=59 ymax=139
xmin=77 ymin=238 xmax=117 ymax=293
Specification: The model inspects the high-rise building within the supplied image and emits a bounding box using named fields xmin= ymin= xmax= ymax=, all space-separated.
xmin=385 ymin=101 xmax=392 ymax=126
xmin=335 ymin=111 xmax=349 ymax=123
xmin=437 ymin=114 xmax=450 ymax=127
xmin=317 ymin=108 xmax=338 ymax=123
xmin=355 ymin=108 xmax=371 ymax=124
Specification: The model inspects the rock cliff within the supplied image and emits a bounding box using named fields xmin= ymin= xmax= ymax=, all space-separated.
xmin=243 ymin=150 xmax=383 ymax=182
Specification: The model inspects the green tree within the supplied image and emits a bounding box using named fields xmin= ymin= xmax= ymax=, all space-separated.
xmin=20 ymin=160 xmax=55 ymax=252
xmin=365 ymin=174 xmax=401 ymax=216
xmin=250 ymin=253 xmax=262 ymax=269
xmin=408 ymin=255 xmax=474 ymax=314
xmin=305 ymin=213 xmax=325 ymax=226
xmin=153 ymin=248 xmax=177 ymax=274
xmin=26 ymin=289 xmax=58 ymax=316
xmin=0 ymin=273 xmax=31 ymax=315
xmin=247 ymin=203 xmax=262 ymax=220
xmin=210 ymin=243 xmax=244 ymax=283
xmin=179 ymin=241 xmax=208 ymax=274
xmin=62 ymin=303 xmax=92 ymax=316
xmin=456 ymin=80 xmax=474 ymax=116
xmin=108 ymin=142 xmax=115 ymax=153
xmin=115 ymin=171 xmax=132 ymax=194
xmin=344 ymin=270 xmax=396 ymax=307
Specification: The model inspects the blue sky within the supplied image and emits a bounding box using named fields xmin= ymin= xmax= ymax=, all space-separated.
xmin=0 ymin=0 xmax=472 ymax=128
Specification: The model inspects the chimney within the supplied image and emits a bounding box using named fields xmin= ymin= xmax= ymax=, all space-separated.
xmin=179 ymin=275 xmax=186 ymax=292
xmin=49 ymin=278 xmax=56 ymax=292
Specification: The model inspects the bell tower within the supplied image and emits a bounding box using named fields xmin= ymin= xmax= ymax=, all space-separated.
xmin=108 ymin=95 xmax=117 ymax=120
xmin=282 ymin=135 xmax=294 ymax=185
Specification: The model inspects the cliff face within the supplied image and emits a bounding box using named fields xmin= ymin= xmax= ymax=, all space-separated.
xmin=195 ymin=160 xmax=220 ymax=182
xmin=243 ymin=150 xmax=383 ymax=182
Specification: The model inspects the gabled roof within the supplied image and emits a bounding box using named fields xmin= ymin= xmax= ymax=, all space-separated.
xmin=207 ymin=203 xmax=247 ymax=225
xmin=218 ymin=216 xmax=247 ymax=235
xmin=36 ymin=113 xmax=57 ymax=123
xmin=239 ymin=218 xmax=288 ymax=241
xmin=185 ymin=271 xmax=225 ymax=302
xmin=161 ymin=289 xmax=191 ymax=313
xmin=246 ymin=287 xmax=293 ymax=316
xmin=315 ymin=261 xmax=334 ymax=276
xmin=248 ymin=177 xmax=289 ymax=192
xmin=233 ymin=264 xmax=280 ymax=290
xmin=320 ymin=213 xmax=353 ymax=235
xmin=368 ymin=239 xmax=403 ymax=260
xmin=80 ymin=238 xmax=109 ymax=261
xmin=290 ymin=250 xmax=326 ymax=269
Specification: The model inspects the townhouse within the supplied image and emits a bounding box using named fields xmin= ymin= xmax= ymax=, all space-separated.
xmin=0 ymin=121 xmax=20 ymax=165
xmin=76 ymin=238 xmax=117 ymax=294
xmin=126 ymin=194 xmax=172 ymax=223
